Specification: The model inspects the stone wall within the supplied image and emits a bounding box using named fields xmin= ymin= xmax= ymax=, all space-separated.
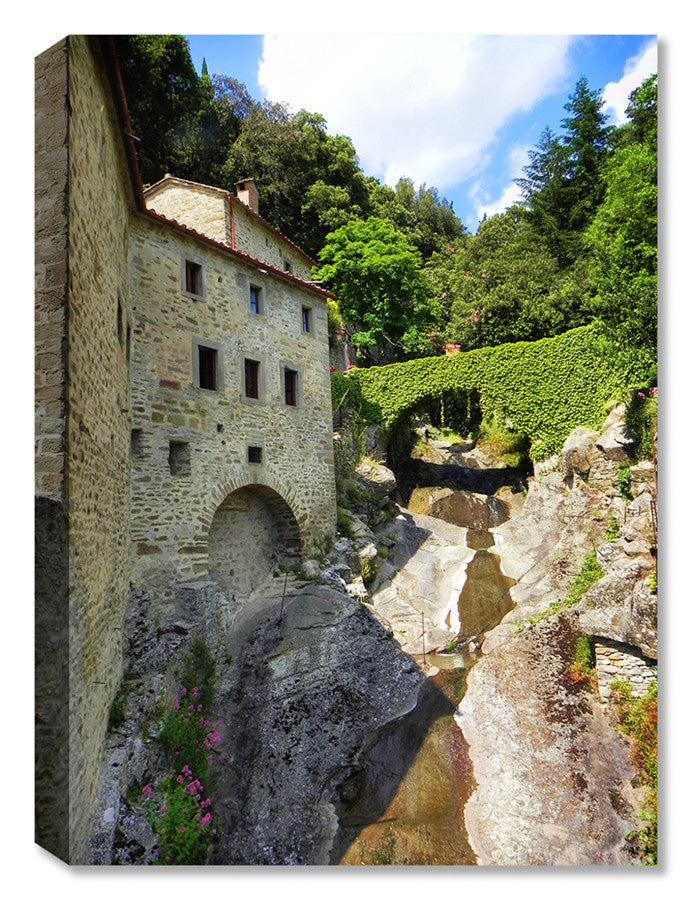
xmin=35 ymin=41 xmax=71 ymax=859
xmin=35 ymin=39 xmax=68 ymax=501
xmin=35 ymin=36 xmax=135 ymax=863
xmin=144 ymin=176 xmax=313 ymax=280
xmin=128 ymin=214 xmax=336 ymax=601
xmin=145 ymin=178 xmax=232 ymax=247
xmin=595 ymin=638 xmax=658 ymax=699
xmin=230 ymin=197 xmax=313 ymax=279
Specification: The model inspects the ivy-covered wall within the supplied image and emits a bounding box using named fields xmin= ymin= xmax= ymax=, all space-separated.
xmin=333 ymin=326 xmax=644 ymax=460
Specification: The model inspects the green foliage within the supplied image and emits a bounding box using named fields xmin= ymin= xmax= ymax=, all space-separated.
xmin=426 ymin=207 xmax=591 ymax=350
xmin=521 ymin=549 xmax=605 ymax=628
xmin=108 ymin=680 xmax=129 ymax=732
xmin=567 ymin=634 xmax=596 ymax=687
xmin=618 ymin=466 xmax=633 ymax=502
xmin=337 ymin=325 xmax=644 ymax=460
xmin=113 ymin=36 xmax=204 ymax=185
xmin=336 ymin=506 xmax=355 ymax=539
xmin=145 ymin=765 xmax=218 ymax=864
xmin=648 ymin=568 xmax=657 ymax=595
xmin=624 ymin=389 xmax=658 ymax=461
xmin=181 ymin=639 xmax=216 ymax=712
xmin=314 ymin=217 xmax=432 ymax=363
xmin=476 ymin=415 xmax=531 ymax=468
xmin=564 ymin=550 xmax=605 ymax=607
xmin=518 ymin=76 xmax=614 ymax=267
xmin=605 ymin=514 xmax=620 ymax=542
xmin=609 ymin=679 xmax=658 ymax=864
xmin=361 ymin=557 xmax=378 ymax=585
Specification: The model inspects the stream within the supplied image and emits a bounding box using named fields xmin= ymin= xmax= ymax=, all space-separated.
xmin=340 ymin=451 xmax=524 ymax=865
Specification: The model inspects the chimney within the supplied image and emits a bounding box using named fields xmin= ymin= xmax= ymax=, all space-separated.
xmin=235 ymin=178 xmax=259 ymax=215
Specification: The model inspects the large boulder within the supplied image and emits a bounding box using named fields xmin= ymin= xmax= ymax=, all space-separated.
xmin=596 ymin=404 xmax=636 ymax=462
xmin=213 ymin=586 xmax=441 ymax=865
xmin=561 ymin=427 xmax=599 ymax=483
xmin=355 ymin=461 xmax=397 ymax=500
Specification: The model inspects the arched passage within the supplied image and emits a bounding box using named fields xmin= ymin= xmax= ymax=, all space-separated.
xmin=208 ymin=484 xmax=302 ymax=599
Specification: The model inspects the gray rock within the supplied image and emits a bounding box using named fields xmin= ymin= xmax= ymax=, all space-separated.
xmin=214 ymin=586 xmax=434 ymax=865
xmin=561 ymin=427 xmax=599 ymax=481
xmin=355 ymin=461 xmax=397 ymax=499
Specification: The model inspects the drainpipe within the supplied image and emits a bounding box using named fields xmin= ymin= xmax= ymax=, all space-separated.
xmin=229 ymin=195 xmax=236 ymax=250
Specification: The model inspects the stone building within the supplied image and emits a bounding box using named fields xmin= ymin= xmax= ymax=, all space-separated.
xmin=35 ymin=35 xmax=336 ymax=863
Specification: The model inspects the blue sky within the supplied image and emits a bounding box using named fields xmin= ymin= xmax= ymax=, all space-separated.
xmin=185 ymin=33 xmax=656 ymax=233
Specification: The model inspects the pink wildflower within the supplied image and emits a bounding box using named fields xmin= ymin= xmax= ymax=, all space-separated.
xmin=208 ymin=731 xmax=221 ymax=745
xmin=142 ymin=783 xmax=153 ymax=798
xmin=192 ymin=686 xmax=199 ymax=699
xmin=200 ymin=813 xmax=212 ymax=827
xmin=173 ymin=695 xmax=179 ymax=710
xmin=177 ymin=774 xmax=184 ymax=784
xmin=181 ymin=687 xmax=187 ymax=696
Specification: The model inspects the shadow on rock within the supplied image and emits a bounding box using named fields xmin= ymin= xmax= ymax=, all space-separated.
xmin=212 ymin=586 xmax=455 ymax=865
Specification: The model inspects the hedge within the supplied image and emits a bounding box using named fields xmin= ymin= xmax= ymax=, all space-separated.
xmin=332 ymin=325 xmax=645 ymax=460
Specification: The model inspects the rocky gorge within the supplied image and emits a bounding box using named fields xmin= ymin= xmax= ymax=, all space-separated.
xmin=89 ymin=399 xmax=657 ymax=866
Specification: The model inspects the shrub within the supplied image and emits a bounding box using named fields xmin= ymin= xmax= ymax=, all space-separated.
xmin=335 ymin=325 xmax=645 ymax=460
xmin=566 ymin=634 xmax=596 ymax=687
xmin=609 ymin=679 xmax=658 ymax=864
xmin=144 ymin=765 xmax=218 ymax=865
xmin=618 ymin=466 xmax=633 ymax=502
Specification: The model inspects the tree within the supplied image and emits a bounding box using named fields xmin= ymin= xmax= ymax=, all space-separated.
xmin=517 ymin=78 xmax=614 ymax=266
xmin=425 ymin=206 xmax=591 ymax=350
xmin=586 ymin=122 xmax=657 ymax=375
xmin=114 ymin=35 xmax=202 ymax=184
xmin=314 ymin=218 xmax=431 ymax=363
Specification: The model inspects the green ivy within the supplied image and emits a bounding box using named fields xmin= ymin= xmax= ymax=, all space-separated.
xmin=336 ymin=325 xmax=645 ymax=460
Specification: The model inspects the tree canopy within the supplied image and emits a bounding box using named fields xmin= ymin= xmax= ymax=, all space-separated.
xmin=115 ymin=36 xmax=657 ymax=378
xmin=314 ymin=218 xmax=432 ymax=363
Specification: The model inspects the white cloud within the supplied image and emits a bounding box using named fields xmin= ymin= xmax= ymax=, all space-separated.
xmin=469 ymin=143 xmax=530 ymax=226
xmin=602 ymin=38 xmax=657 ymax=125
xmin=258 ymin=34 xmax=574 ymax=193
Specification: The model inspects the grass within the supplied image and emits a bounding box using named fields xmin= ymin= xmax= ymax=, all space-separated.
xmin=609 ymin=679 xmax=658 ymax=864
xmin=518 ymin=549 xmax=606 ymax=629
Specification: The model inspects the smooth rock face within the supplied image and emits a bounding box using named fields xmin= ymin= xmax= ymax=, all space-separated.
xmin=457 ymin=616 xmax=641 ymax=865
xmin=212 ymin=586 xmax=433 ymax=865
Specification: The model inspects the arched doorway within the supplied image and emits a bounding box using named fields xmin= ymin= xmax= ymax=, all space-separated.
xmin=208 ymin=484 xmax=302 ymax=599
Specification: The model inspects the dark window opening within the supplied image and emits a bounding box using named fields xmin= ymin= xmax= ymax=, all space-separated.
xmin=126 ymin=323 xmax=132 ymax=363
xmin=185 ymin=260 xmax=203 ymax=295
xmin=198 ymin=346 xmax=218 ymax=391
xmin=169 ymin=441 xmax=191 ymax=476
xmin=284 ymin=368 xmax=298 ymax=406
xmin=250 ymin=284 xmax=261 ymax=314
xmin=117 ymin=294 xmax=124 ymax=345
xmin=302 ymin=306 xmax=312 ymax=333
xmin=131 ymin=428 xmax=143 ymax=457
xmin=248 ymin=445 xmax=263 ymax=464
xmin=283 ymin=260 xmax=293 ymax=274
xmin=245 ymin=359 xmax=260 ymax=399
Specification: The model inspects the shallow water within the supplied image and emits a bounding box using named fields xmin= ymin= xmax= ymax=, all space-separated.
xmin=339 ymin=668 xmax=477 ymax=866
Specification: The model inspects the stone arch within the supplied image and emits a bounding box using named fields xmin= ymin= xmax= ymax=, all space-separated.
xmin=207 ymin=482 xmax=302 ymax=600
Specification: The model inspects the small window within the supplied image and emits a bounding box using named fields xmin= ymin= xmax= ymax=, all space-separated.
xmin=244 ymin=359 xmax=260 ymax=399
xmin=131 ymin=428 xmax=143 ymax=458
xmin=185 ymin=260 xmax=203 ymax=296
xmin=302 ymin=306 xmax=312 ymax=333
xmin=126 ymin=323 xmax=132 ymax=363
xmin=169 ymin=441 xmax=191 ymax=476
xmin=117 ymin=293 xmax=124 ymax=346
xmin=283 ymin=259 xmax=293 ymax=274
xmin=248 ymin=445 xmax=263 ymax=464
xmin=284 ymin=368 xmax=298 ymax=407
xmin=249 ymin=284 xmax=262 ymax=315
xmin=198 ymin=346 xmax=218 ymax=391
